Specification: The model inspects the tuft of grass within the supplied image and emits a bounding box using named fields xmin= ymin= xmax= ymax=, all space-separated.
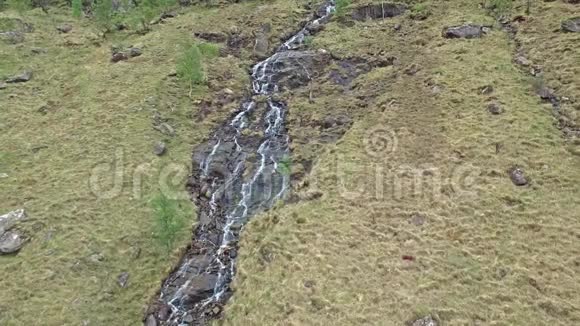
xmin=334 ymin=0 xmax=351 ymax=17
xmin=177 ymin=43 xmax=205 ymax=92
xmin=410 ymin=3 xmax=431 ymax=20
xmin=151 ymin=193 xmax=189 ymax=253
xmin=71 ymin=0 xmax=82 ymax=18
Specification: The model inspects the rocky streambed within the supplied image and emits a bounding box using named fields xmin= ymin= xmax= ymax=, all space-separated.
xmin=146 ymin=2 xmax=336 ymax=325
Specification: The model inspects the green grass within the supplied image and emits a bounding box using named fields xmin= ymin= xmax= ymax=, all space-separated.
xmin=151 ymin=193 xmax=190 ymax=252
xmin=0 ymin=0 xmax=312 ymax=324
xmin=224 ymin=0 xmax=580 ymax=325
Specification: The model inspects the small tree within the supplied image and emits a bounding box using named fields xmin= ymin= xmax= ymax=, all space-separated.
xmin=151 ymin=193 xmax=188 ymax=253
xmin=72 ymin=0 xmax=82 ymax=18
xmin=177 ymin=44 xmax=205 ymax=96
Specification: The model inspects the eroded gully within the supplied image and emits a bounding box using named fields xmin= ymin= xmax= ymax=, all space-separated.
xmin=146 ymin=2 xmax=336 ymax=325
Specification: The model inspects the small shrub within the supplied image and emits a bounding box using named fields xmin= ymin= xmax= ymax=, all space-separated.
xmin=410 ymin=3 xmax=431 ymax=20
xmin=177 ymin=44 xmax=205 ymax=91
xmin=151 ymin=193 xmax=189 ymax=252
xmin=277 ymin=155 xmax=292 ymax=176
xmin=334 ymin=0 xmax=351 ymax=17
xmin=72 ymin=0 xmax=82 ymax=18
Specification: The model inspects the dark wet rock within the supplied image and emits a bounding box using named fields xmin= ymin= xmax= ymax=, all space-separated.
xmin=0 ymin=232 xmax=25 ymax=254
xmin=117 ymin=271 xmax=130 ymax=288
xmin=0 ymin=31 xmax=25 ymax=44
xmin=111 ymin=52 xmax=129 ymax=63
xmin=443 ymin=24 xmax=490 ymax=39
xmin=153 ymin=142 xmax=167 ymax=156
xmin=509 ymin=167 xmax=528 ymax=186
xmin=5 ymin=71 xmax=32 ymax=83
xmin=129 ymin=47 xmax=142 ymax=58
xmin=262 ymin=50 xmax=330 ymax=90
xmin=0 ymin=209 xmax=26 ymax=236
xmin=409 ymin=315 xmax=439 ymax=326
xmin=56 ymin=24 xmax=73 ymax=33
xmin=144 ymin=315 xmax=157 ymax=326
xmin=561 ymin=17 xmax=580 ymax=33
xmin=352 ymin=3 xmax=408 ymax=21
xmin=194 ymin=31 xmax=228 ymax=43
xmin=487 ymin=103 xmax=503 ymax=115
xmin=183 ymin=274 xmax=218 ymax=303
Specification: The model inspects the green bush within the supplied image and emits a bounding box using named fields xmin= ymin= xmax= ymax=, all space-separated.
xmin=410 ymin=3 xmax=431 ymax=20
xmin=334 ymin=0 xmax=351 ymax=17
xmin=151 ymin=193 xmax=189 ymax=252
xmin=72 ymin=0 xmax=82 ymax=18
xmin=177 ymin=44 xmax=205 ymax=90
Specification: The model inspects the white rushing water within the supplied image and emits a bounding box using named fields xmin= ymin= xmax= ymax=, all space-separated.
xmin=157 ymin=2 xmax=336 ymax=324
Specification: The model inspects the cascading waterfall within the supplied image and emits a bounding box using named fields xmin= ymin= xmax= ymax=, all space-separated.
xmin=150 ymin=1 xmax=335 ymax=325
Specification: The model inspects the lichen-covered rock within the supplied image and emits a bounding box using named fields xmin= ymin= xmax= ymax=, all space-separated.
xmin=0 ymin=232 xmax=25 ymax=254
xmin=6 ymin=71 xmax=33 ymax=83
xmin=443 ymin=24 xmax=490 ymax=39
xmin=0 ymin=209 xmax=26 ymax=235
xmin=562 ymin=17 xmax=580 ymax=33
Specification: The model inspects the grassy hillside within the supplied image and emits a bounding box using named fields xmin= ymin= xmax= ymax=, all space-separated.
xmin=1 ymin=0 xmax=579 ymax=325
xmin=0 ymin=1 xmax=313 ymax=324
xmin=226 ymin=0 xmax=580 ymax=325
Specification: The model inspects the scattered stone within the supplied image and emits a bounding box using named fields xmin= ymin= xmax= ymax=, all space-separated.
xmin=31 ymin=47 xmax=47 ymax=54
xmin=409 ymin=315 xmax=439 ymax=326
xmin=0 ymin=82 xmax=6 ymax=90
xmin=128 ymin=47 xmax=142 ymax=58
xmin=111 ymin=52 xmax=129 ymax=63
xmin=404 ymin=63 xmax=420 ymax=76
xmin=443 ymin=24 xmax=490 ymax=39
xmin=509 ymin=167 xmax=528 ymax=186
xmin=6 ymin=70 xmax=33 ymax=83
xmin=514 ymin=55 xmax=532 ymax=67
xmin=409 ymin=212 xmax=426 ymax=226
xmin=561 ymin=17 xmax=580 ymax=33
xmin=0 ymin=209 xmax=26 ymax=236
xmin=253 ymin=32 xmax=270 ymax=58
xmin=480 ymin=85 xmax=494 ymax=95
xmin=0 ymin=31 xmax=25 ymax=44
xmin=394 ymin=24 xmax=402 ymax=31
xmin=153 ymin=122 xmax=175 ymax=136
xmin=0 ymin=173 xmax=8 ymax=178
xmin=0 ymin=232 xmax=25 ymax=254
xmin=167 ymin=70 xmax=178 ymax=77
xmin=487 ymin=102 xmax=503 ymax=115
xmin=536 ymin=86 xmax=556 ymax=101
xmin=153 ymin=142 xmax=167 ymax=156
xmin=117 ymin=271 xmax=130 ymax=288
xmin=56 ymin=24 xmax=73 ymax=33
xmin=89 ymin=253 xmax=105 ymax=263
xmin=352 ymin=3 xmax=408 ymax=21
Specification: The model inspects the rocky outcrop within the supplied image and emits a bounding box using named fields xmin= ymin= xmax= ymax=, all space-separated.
xmin=561 ymin=17 xmax=580 ymax=33
xmin=443 ymin=24 xmax=491 ymax=39
xmin=258 ymin=50 xmax=331 ymax=91
xmin=352 ymin=3 xmax=408 ymax=21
